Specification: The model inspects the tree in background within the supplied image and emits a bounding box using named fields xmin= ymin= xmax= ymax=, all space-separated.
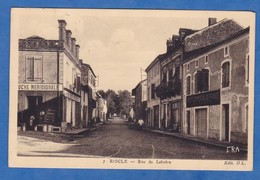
xmin=117 ymin=90 xmax=132 ymax=117
xmin=97 ymin=89 xmax=133 ymax=118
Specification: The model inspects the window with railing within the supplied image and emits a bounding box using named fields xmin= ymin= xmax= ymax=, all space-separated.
xmin=194 ymin=69 xmax=209 ymax=93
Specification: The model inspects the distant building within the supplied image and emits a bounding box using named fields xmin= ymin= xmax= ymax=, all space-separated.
xmin=81 ymin=63 xmax=97 ymax=125
xmin=18 ymin=19 xmax=81 ymax=132
xmin=132 ymin=79 xmax=147 ymax=123
xmin=96 ymin=93 xmax=108 ymax=123
xmin=145 ymin=55 xmax=161 ymax=129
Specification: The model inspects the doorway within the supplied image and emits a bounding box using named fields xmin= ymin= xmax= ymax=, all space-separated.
xmin=195 ymin=108 xmax=207 ymax=138
xmin=27 ymin=96 xmax=42 ymax=114
xmin=222 ymin=104 xmax=230 ymax=141
xmin=187 ymin=110 xmax=191 ymax=134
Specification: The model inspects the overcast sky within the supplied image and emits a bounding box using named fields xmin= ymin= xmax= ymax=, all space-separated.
xmin=14 ymin=9 xmax=252 ymax=92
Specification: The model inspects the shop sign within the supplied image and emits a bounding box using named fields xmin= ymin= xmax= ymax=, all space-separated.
xmin=18 ymin=84 xmax=63 ymax=91
xmin=64 ymin=91 xmax=80 ymax=102
xmin=186 ymin=89 xmax=220 ymax=107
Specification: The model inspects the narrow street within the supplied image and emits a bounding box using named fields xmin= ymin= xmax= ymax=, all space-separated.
xmin=18 ymin=117 xmax=247 ymax=160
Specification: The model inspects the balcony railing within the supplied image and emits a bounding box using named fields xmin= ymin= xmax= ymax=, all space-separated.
xmin=155 ymin=78 xmax=181 ymax=99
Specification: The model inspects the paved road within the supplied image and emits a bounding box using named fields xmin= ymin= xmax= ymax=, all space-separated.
xmin=18 ymin=117 xmax=246 ymax=160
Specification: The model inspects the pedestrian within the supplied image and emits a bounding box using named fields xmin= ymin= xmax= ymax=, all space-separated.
xmin=138 ymin=119 xmax=144 ymax=129
xmin=28 ymin=115 xmax=35 ymax=131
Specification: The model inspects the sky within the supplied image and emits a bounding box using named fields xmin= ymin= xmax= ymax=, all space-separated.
xmin=14 ymin=8 xmax=253 ymax=92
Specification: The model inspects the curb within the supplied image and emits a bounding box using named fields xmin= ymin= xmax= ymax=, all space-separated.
xmin=143 ymin=128 xmax=248 ymax=153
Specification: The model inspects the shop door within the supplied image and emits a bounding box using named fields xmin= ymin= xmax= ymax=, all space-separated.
xmin=187 ymin=110 xmax=191 ymax=134
xmin=154 ymin=105 xmax=159 ymax=129
xmin=195 ymin=108 xmax=207 ymax=138
xmin=27 ymin=96 xmax=42 ymax=115
xmin=222 ymin=104 xmax=230 ymax=141
xmin=171 ymin=109 xmax=179 ymax=132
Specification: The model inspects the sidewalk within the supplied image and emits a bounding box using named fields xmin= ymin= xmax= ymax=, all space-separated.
xmin=62 ymin=122 xmax=106 ymax=135
xmin=143 ymin=127 xmax=248 ymax=152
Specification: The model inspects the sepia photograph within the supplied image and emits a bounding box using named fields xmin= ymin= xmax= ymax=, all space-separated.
xmin=9 ymin=8 xmax=255 ymax=170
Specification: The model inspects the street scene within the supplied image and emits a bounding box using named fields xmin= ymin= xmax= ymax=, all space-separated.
xmin=18 ymin=117 xmax=247 ymax=160
xmin=10 ymin=9 xmax=254 ymax=170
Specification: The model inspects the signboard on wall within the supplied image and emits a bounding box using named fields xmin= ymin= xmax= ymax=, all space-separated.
xmin=18 ymin=84 xmax=63 ymax=91
xmin=186 ymin=89 xmax=220 ymax=107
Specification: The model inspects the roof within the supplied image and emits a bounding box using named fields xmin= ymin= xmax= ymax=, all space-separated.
xmin=26 ymin=35 xmax=45 ymax=40
xmin=145 ymin=54 xmax=165 ymax=72
xmin=184 ymin=19 xmax=244 ymax=52
xmin=132 ymin=79 xmax=147 ymax=96
xmin=81 ymin=63 xmax=96 ymax=78
xmin=183 ymin=26 xmax=249 ymax=63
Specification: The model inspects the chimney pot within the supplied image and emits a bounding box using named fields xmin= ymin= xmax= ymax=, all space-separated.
xmin=66 ymin=30 xmax=72 ymax=49
xmin=208 ymin=18 xmax=217 ymax=26
xmin=58 ymin=20 xmax=67 ymax=43
xmin=71 ymin=38 xmax=76 ymax=56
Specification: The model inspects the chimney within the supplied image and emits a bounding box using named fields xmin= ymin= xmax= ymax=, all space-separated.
xmin=58 ymin=20 xmax=67 ymax=43
xmin=76 ymin=45 xmax=80 ymax=60
xmin=166 ymin=38 xmax=173 ymax=53
xmin=66 ymin=30 xmax=72 ymax=49
xmin=208 ymin=18 xmax=217 ymax=26
xmin=71 ymin=37 xmax=76 ymax=56
xmin=79 ymin=59 xmax=83 ymax=65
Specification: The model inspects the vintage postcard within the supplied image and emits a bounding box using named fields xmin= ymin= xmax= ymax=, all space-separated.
xmin=9 ymin=8 xmax=255 ymax=170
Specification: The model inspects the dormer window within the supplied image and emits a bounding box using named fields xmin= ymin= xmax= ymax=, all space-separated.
xmin=205 ymin=56 xmax=208 ymax=64
xmin=224 ymin=46 xmax=229 ymax=57
xmin=195 ymin=60 xmax=199 ymax=68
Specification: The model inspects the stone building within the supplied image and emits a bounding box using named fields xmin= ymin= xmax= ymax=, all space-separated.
xmin=132 ymin=79 xmax=147 ymax=123
xmin=182 ymin=18 xmax=249 ymax=144
xmin=81 ymin=63 xmax=97 ymax=126
xmin=18 ymin=19 xmax=82 ymax=132
xmin=145 ymin=55 xmax=161 ymax=128
xmin=155 ymin=29 xmax=196 ymax=132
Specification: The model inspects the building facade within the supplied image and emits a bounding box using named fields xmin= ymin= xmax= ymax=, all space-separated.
xmin=18 ymin=19 xmax=82 ymax=132
xmin=132 ymin=79 xmax=147 ymax=123
xmin=145 ymin=55 xmax=161 ymax=128
xmin=155 ymin=29 xmax=196 ymax=132
xmin=81 ymin=63 xmax=97 ymax=126
xmin=182 ymin=19 xmax=249 ymax=144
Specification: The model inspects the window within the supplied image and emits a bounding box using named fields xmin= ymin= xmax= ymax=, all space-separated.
xmin=205 ymin=56 xmax=208 ymax=64
xmin=151 ymin=84 xmax=155 ymax=99
xmin=186 ymin=76 xmax=191 ymax=95
xmin=195 ymin=60 xmax=199 ymax=68
xmin=187 ymin=63 xmax=190 ymax=71
xmin=194 ymin=69 xmax=209 ymax=93
xmin=246 ymin=54 xmax=249 ymax=86
xmin=222 ymin=61 xmax=230 ymax=88
xmin=224 ymin=46 xmax=229 ymax=57
xmin=26 ymin=56 xmax=43 ymax=81
xmin=168 ymin=69 xmax=173 ymax=80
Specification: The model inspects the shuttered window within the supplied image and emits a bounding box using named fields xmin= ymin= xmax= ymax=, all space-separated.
xmin=26 ymin=56 xmax=43 ymax=81
xmin=222 ymin=62 xmax=230 ymax=88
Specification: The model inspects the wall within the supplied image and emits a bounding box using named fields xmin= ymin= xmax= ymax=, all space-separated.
xmin=183 ymin=33 xmax=249 ymax=143
xmin=19 ymin=51 xmax=58 ymax=84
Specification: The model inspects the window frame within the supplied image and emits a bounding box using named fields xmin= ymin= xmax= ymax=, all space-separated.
xmin=221 ymin=59 xmax=232 ymax=90
xmin=25 ymin=55 xmax=43 ymax=82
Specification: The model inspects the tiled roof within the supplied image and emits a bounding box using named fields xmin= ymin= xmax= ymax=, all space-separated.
xmin=183 ymin=27 xmax=249 ymax=63
xmin=184 ymin=19 xmax=243 ymax=52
